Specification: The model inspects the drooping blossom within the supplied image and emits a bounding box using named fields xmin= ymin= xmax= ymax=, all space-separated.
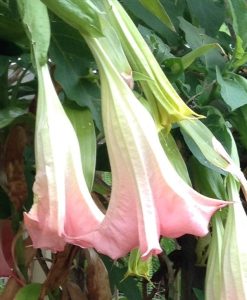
xmin=24 ymin=64 xmax=104 ymax=251
xmin=100 ymin=0 xmax=201 ymax=128
xmin=66 ymin=37 xmax=228 ymax=259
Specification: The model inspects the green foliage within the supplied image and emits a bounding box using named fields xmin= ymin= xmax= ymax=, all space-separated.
xmin=15 ymin=283 xmax=42 ymax=300
xmin=139 ymin=0 xmax=175 ymax=32
xmin=49 ymin=16 xmax=102 ymax=129
xmin=65 ymin=106 xmax=96 ymax=189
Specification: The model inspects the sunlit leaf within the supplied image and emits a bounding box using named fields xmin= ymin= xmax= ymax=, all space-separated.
xmin=139 ymin=0 xmax=175 ymax=32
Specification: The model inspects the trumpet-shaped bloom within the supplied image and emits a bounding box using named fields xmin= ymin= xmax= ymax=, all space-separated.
xmin=24 ymin=64 xmax=104 ymax=251
xmin=67 ymin=37 xmax=227 ymax=260
xmin=100 ymin=0 xmax=201 ymax=128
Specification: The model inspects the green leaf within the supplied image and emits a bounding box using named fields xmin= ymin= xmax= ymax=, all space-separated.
xmin=65 ymin=106 xmax=96 ymax=190
xmin=18 ymin=0 xmax=50 ymax=65
xmin=179 ymin=119 xmax=228 ymax=174
xmin=160 ymin=237 xmax=176 ymax=255
xmin=226 ymin=0 xmax=247 ymax=50
xmin=15 ymin=236 xmax=28 ymax=281
xmin=138 ymin=25 xmax=173 ymax=64
xmin=15 ymin=283 xmax=42 ymax=300
xmin=216 ymin=68 xmax=247 ymax=111
xmin=49 ymin=17 xmax=102 ymax=129
xmin=231 ymin=36 xmax=247 ymax=69
xmin=188 ymin=156 xmax=226 ymax=199
xmin=121 ymin=0 xmax=179 ymax=45
xmin=179 ymin=17 xmax=225 ymax=69
xmin=0 ymin=107 xmax=27 ymax=129
xmin=139 ymin=0 xmax=175 ymax=32
xmin=200 ymin=106 xmax=232 ymax=154
xmin=230 ymin=104 xmax=247 ymax=150
xmin=125 ymin=248 xmax=152 ymax=280
xmin=193 ymin=288 xmax=205 ymax=300
xmin=0 ymin=15 xmax=26 ymax=46
xmin=182 ymin=43 xmax=222 ymax=69
xmin=102 ymin=256 xmax=142 ymax=300
xmin=42 ymin=0 xmax=103 ymax=37
xmin=0 ymin=56 xmax=9 ymax=76
xmin=159 ymin=131 xmax=191 ymax=185
xmin=186 ymin=0 xmax=225 ymax=37
xmin=164 ymin=44 xmax=222 ymax=76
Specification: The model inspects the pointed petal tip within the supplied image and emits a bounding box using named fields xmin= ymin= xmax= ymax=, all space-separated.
xmin=141 ymin=247 xmax=162 ymax=260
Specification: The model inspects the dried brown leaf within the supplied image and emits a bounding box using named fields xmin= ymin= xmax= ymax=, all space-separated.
xmin=40 ymin=245 xmax=79 ymax=299
xmin=65 ymin=281 xmax=88 ymax=300
xmin=86 ymin=249 xmax=112 ymax=300
xmin=4 ymin=125 xmax=28 ymax=210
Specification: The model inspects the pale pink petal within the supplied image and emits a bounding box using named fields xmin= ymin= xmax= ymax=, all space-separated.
xmin=24 ymin=64 xmax=104 ymax=251
xmin=66 ymin=49 xmax=227 ymax=259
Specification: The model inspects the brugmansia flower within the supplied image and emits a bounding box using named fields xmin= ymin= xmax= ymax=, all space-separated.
xmin=220 ymin=176 xmax=247 ymax=300
xmin=100 ymin=0 xmax=201 ymax=129
xmin=24 ymin=63 xmax=104 ymax=251
xmin=67 ymin=36 xmax=227 ymax=260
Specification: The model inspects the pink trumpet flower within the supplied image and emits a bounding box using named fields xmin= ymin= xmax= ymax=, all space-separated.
xmin=24 ymin=64 xmax=104 ymax=251
xmin=68 ymin=38 xmax=228 ymax=260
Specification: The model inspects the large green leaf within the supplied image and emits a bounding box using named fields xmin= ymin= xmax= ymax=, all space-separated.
xmin=226 ymin=0 xmax=247 ymax=50
xmin=49 ymin=17 xmax=102 ymax=129
xmin=164 ymin=43 xmax=221 ymax=75
xmin=159 ymin=131 xmax=191 ymax=185
xmin=179 ymin=17 xmax=225 ymax=69
xmin=18 ymin=0 xmax=50 ymax=65
xmin=188 ymin=156 xmax=226 ymax=200
xmin=186 ymin=0 xmax=225 ymax=37
xmin=139 ymin=0 xmax=175 ymax=32
xmin=200 ymin=106 xmax=232 ymax=154
xmin=230 ymin=104 xmax=247 ymax=150
xmin=138 ymin=25 xmax=173 ymax=64
xmin=121 ymin=0 xmax=179 ymax=45
xmin=179 ymin=119 xmax=228 ymax=174
xmin=65 ymin=106 xmax=96 ymax=190
xmin=182 ymin=44 xmax=221 ymax=69
xmin=216 ymin=68 xmax=247 ymax=111
xmin=0 ymin=15 xmax=26 ymax=46
xmin=102 ymin=256 xmax=142 ymax=300
xmin=15 ymin=283 xmax=42 ymax=300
